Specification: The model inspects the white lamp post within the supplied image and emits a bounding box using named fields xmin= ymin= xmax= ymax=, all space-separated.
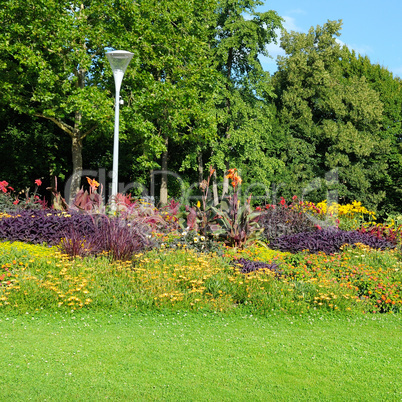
xmin=106 ymin=50 xmax=134 ymax=206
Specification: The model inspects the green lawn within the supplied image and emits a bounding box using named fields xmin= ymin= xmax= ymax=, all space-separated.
xmin=1 ymin=312 xmax=400 ymax=401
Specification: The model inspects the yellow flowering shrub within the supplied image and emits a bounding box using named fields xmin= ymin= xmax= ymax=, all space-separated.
xmin=304 ymin=200 xmax=376 ymax=230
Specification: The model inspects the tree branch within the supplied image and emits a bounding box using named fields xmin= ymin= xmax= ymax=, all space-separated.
xmin=81 ymin=124 xmax=98 ymax=140
xmin=35 ymin=114 xmax=74 ymax=137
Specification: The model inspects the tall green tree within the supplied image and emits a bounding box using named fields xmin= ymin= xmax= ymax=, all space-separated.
xmin=121 ymin=0 xmax=220 ymax=205
xmin=0 ymin=0 xmax=145 ymax=200
xmin=339 ymin=49 xmax=402 ymax=215
xmin=207 ymin=0 xmax=284 ymax=200
xmin=272 ymin=20 xmax=390 ymax=209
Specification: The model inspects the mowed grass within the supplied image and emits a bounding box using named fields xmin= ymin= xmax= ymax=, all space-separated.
xmin=0 ymin=312 xmax=400 ymax=401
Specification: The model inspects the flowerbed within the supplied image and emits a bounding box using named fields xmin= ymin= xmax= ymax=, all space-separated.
xmin=0 ymin=175 xmax=401 ymax=315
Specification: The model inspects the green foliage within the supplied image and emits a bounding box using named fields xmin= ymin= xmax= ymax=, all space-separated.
xmin=156 ymin=230 xmax=224 ymax=255
xmin=0 ymin=112 xmax=70 ymax=191
xmin=0 ymin=4 xmax=401 ymax=216
xmin=273 ymin=20 xmax=390 ymax=210
xmin=339 ymin=49 xmax=402 ymax=217
xmin=209 ymin=1 xmax=284 ymax=192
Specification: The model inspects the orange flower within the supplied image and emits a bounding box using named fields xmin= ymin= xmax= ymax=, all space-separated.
xmin=226 ymin=168 xmax=242 ymax=188
xmin=87 ymin=177 xmax=100 ymax=189
xmin=231 ymin=177 xmax=242 ymax=187
xmin=226 ymin=168 xmax=237 ymax=179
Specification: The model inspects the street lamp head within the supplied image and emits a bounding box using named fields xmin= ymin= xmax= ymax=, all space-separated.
xmin=106 ymin=50 xmax=134 ymax=74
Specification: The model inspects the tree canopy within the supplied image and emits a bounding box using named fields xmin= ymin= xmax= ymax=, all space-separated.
xmin=0 ymin=4 xmax=400 ymax=216
xmin=272 ymin=20 xmax=395 ymax=211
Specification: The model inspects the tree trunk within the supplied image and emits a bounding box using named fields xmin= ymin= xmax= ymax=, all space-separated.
xmin=212 ymin=170 xmax=219 ymax=206
xmin=160 ymin=136 xmax=168 ymax=206
xmin=221 ymin=160 xmax=230 ymax=199
xmin=197 ymin=152 xmax=204 ymax=184
xmin=70 ymin=134 xmax=83 ymax=202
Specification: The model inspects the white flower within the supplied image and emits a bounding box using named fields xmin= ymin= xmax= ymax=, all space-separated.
xmin=193 ymin=237 xmax=199 ymax=243
xmin=181 ymin=231 xmax=187 ymax=236
xmin=200 ymin=236 xmax=205 ymax=242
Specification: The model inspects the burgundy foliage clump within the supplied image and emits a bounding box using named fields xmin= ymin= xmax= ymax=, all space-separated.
xmin=84 ymin=216 xmax=153 ymax=261
xmin=0 ymin=210 xmax=95 ymax=245
xmin=269 ymin=228 xmax=396 ymax=254
xmin=256 ymin=198 xmax=318 ymax=242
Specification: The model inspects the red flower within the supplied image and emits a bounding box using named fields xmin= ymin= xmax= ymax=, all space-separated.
xmin=13 ymin=199 xmax=19 ymax=205
xmin=0 ymin=180 xmax=9 ymax=193
xmin=280 ymin=197 xmax=286 ymax=206
xmin=35 ymin=179 xmax=42 ymax=186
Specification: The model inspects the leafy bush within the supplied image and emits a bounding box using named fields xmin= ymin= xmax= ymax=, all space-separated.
xmin=269 ymin=228 xmax=396 ymax=254
xmin=357 ymin=225 xmax=402 ymax=245
xmin=0 ymin=179 xmax=45 ymax=212
xmin=156 ymin=230 xmax=224 ymax=255
xmin=211 ymin=169 xmax=262 ymax=248
xmin=116 ymin=198 xmax=179 ymax=233
xmin=231 ymin=258 xmax=281 ymax=274
xmin=0 ymin=210 xmax=95 ymax=245
xmin=313 ymin=199 xmax=376 ymax=230
xmin=71 ymin=177 xmax=104 ymax=213
xmin=257 ymin=197 xmax=318 ymax=242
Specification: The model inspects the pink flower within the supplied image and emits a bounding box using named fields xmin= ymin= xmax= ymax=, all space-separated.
xmin=35 ymin=179 xmax=42 ymax=186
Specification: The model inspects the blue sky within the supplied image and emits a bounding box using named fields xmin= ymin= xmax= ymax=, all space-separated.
xmin=257 ymin=0 xmax=402 ymax=78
